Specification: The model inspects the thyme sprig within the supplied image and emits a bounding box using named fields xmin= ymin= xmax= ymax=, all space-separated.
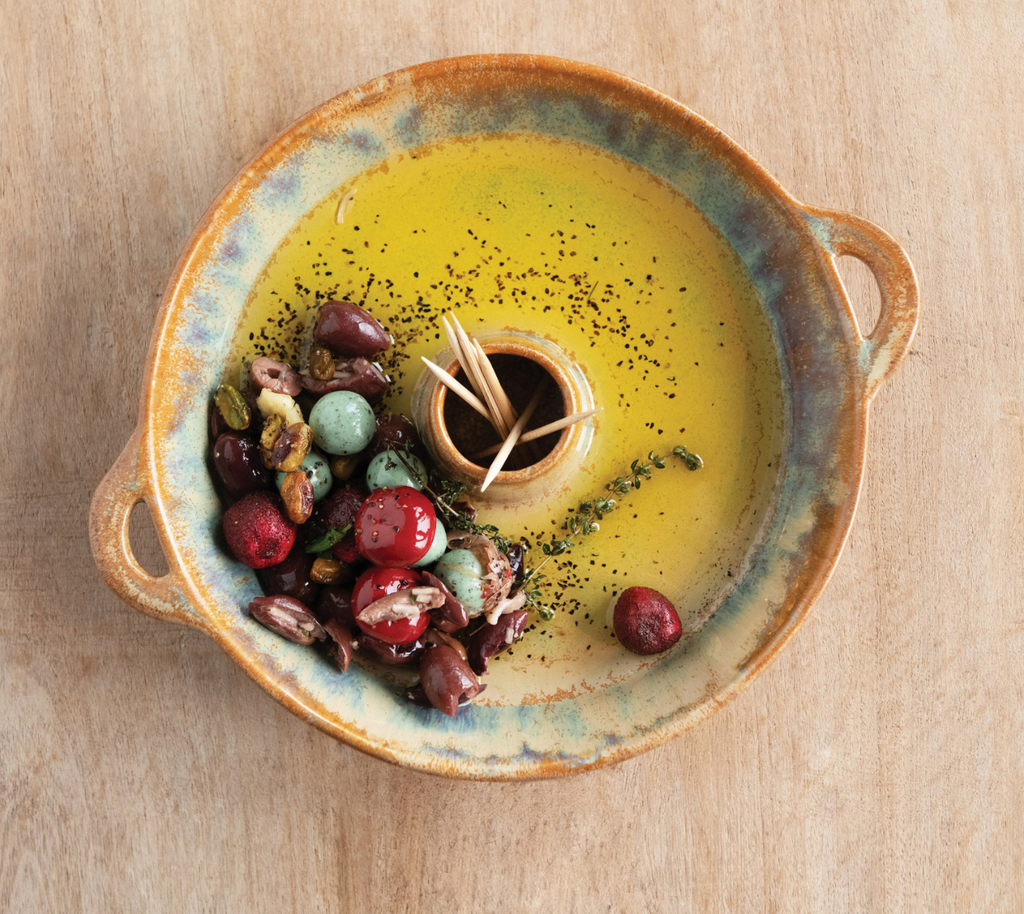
xmin=391 ymin=445 xmax=703 ymax=622
xmin=432 ymin=479 xmax=515 ymax=554
xmin=520 ymin=446 xmax=703 ymax=619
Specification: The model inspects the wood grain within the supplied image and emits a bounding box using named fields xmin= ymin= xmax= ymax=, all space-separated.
xmin=2 ymin=1 xmax=1022 ymax=911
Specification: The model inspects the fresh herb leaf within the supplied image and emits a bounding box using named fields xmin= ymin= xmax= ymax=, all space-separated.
xmin=304 ymin=524 xmax=352 ymax=554
xmin=518 ymin=444 xmax=703 ymax=618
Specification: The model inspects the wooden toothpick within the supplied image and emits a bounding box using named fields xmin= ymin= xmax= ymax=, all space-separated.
xmin=470 ymin=408 xmax=600 ymax=459
xmin=426 ymin=311 xmax=598 ymax=474
xmin=472 ymin=339 xmax=517 ymax=432
xmin=419 ymin=357 xmax=491 ymax=419
xmin=442 ymin=314 xmax=500 ymax=431
xmin=481 ymin=382 xmax=546 ymax=491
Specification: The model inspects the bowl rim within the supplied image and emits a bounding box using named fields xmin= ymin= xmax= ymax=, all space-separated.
xmin=91 ymin=54 xmax=919 ymax=779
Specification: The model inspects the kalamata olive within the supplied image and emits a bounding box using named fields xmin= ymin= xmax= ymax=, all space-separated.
xmin=251 ymin=356 xmax=302 ymax=396
xmin=209 ymin=399 xmax=232 ymax=440
xmin=403 ymin=684 xmax=434 ymax=708
xmin=314 ymin=300 xmax=391 ymax=357
xmin=213 ymin=432 xmax=270 ymax=499
xmin=420 ymin=571 xmax=468 ymax=632
xmin=405 ymin=682 xmax=485 ymax=709
xmin=248 ymin=595 xmax=326 ymax=645
xmin=299 ymin=358 xmax=388 ymax=403
xmin=467 ymin=609 xmax=529 ymax=675
xmin=368 ymin=413 xmax=427 ymax=460
xmin=423 ymin=627 xmax=469 ymax=661
xmin=419 ymin=645 xmax=483 ymax=716
xmin=505 ymin=544 xmax=525 ymax=587
xmin=312 ymin=484 xmax=369 ymax=533
xmin=314 ymin=584 xmax=356 ymax=627
xmin=259 ymin=543 xmax=321 ymax=605
xmin=359 ymin=631 xmax=426 ymax=666
xmin=322 ymin=619 xmax=354 ymax=672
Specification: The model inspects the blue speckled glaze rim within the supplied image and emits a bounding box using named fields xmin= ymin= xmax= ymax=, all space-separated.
xmin=90 ymin=55 xmax=919 ymax=779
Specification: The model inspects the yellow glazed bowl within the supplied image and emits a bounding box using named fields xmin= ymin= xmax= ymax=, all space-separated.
xmin=89 ymin=55 xmax=919 ymax=779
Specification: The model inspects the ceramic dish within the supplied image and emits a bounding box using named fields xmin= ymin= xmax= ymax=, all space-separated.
xmin=89 ymin=55 xmax=919 ymax=779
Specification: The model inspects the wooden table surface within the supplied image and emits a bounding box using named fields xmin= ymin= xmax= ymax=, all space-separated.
xmin=3 ymin=1 xmax=1022 ymax=911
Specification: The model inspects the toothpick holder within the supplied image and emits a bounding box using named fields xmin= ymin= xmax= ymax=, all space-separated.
xmin=412 ymin=331 xmax=596 ymax=506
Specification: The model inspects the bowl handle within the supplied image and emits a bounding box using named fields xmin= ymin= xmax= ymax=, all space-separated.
xmin=802 ymin=205 xmax=920 ymax=402
xmin=89 ymin=427 xmax=206 ymax=630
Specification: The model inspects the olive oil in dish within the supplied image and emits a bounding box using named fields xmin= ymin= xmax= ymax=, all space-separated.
xmin=231 ymin=132 xmax=784 ymax=700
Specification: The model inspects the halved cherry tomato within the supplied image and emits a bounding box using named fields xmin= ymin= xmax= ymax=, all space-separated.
xmin=351 ymin=566 xmax=431 ymax=645
xmin=354 ymin=486 xmax=437 ymax=568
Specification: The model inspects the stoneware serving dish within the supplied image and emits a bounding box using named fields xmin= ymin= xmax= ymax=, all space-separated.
xmin=90 ymin=55 xmax=919 ymax=779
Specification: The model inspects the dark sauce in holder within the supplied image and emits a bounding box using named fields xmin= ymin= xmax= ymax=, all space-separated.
xmin=443 ymin=354 xmax=567 ymax=467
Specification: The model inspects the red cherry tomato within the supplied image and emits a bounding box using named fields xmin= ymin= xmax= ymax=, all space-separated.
xmin=351 ymin=566 xmax=431 ymax=645
xmin=354 ymin=486 xmax=437 ymax=568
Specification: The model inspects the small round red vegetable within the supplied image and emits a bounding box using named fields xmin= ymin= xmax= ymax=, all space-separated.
xmin=354 ymin=486 xmax=437 ymax=568
xmin=222 ymin=491 xmax=296 ymax=569
xmin=351 ymin=566 xmax=431 ymax=644
xmin=611 ymin=586 xmax=682 ymax=655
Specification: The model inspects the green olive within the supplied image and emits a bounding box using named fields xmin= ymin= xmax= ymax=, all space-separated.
xmin=308 ymin=391 xmax=375 ymax=456
xmin=365 ymin=451 xmax=428 ymax=491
